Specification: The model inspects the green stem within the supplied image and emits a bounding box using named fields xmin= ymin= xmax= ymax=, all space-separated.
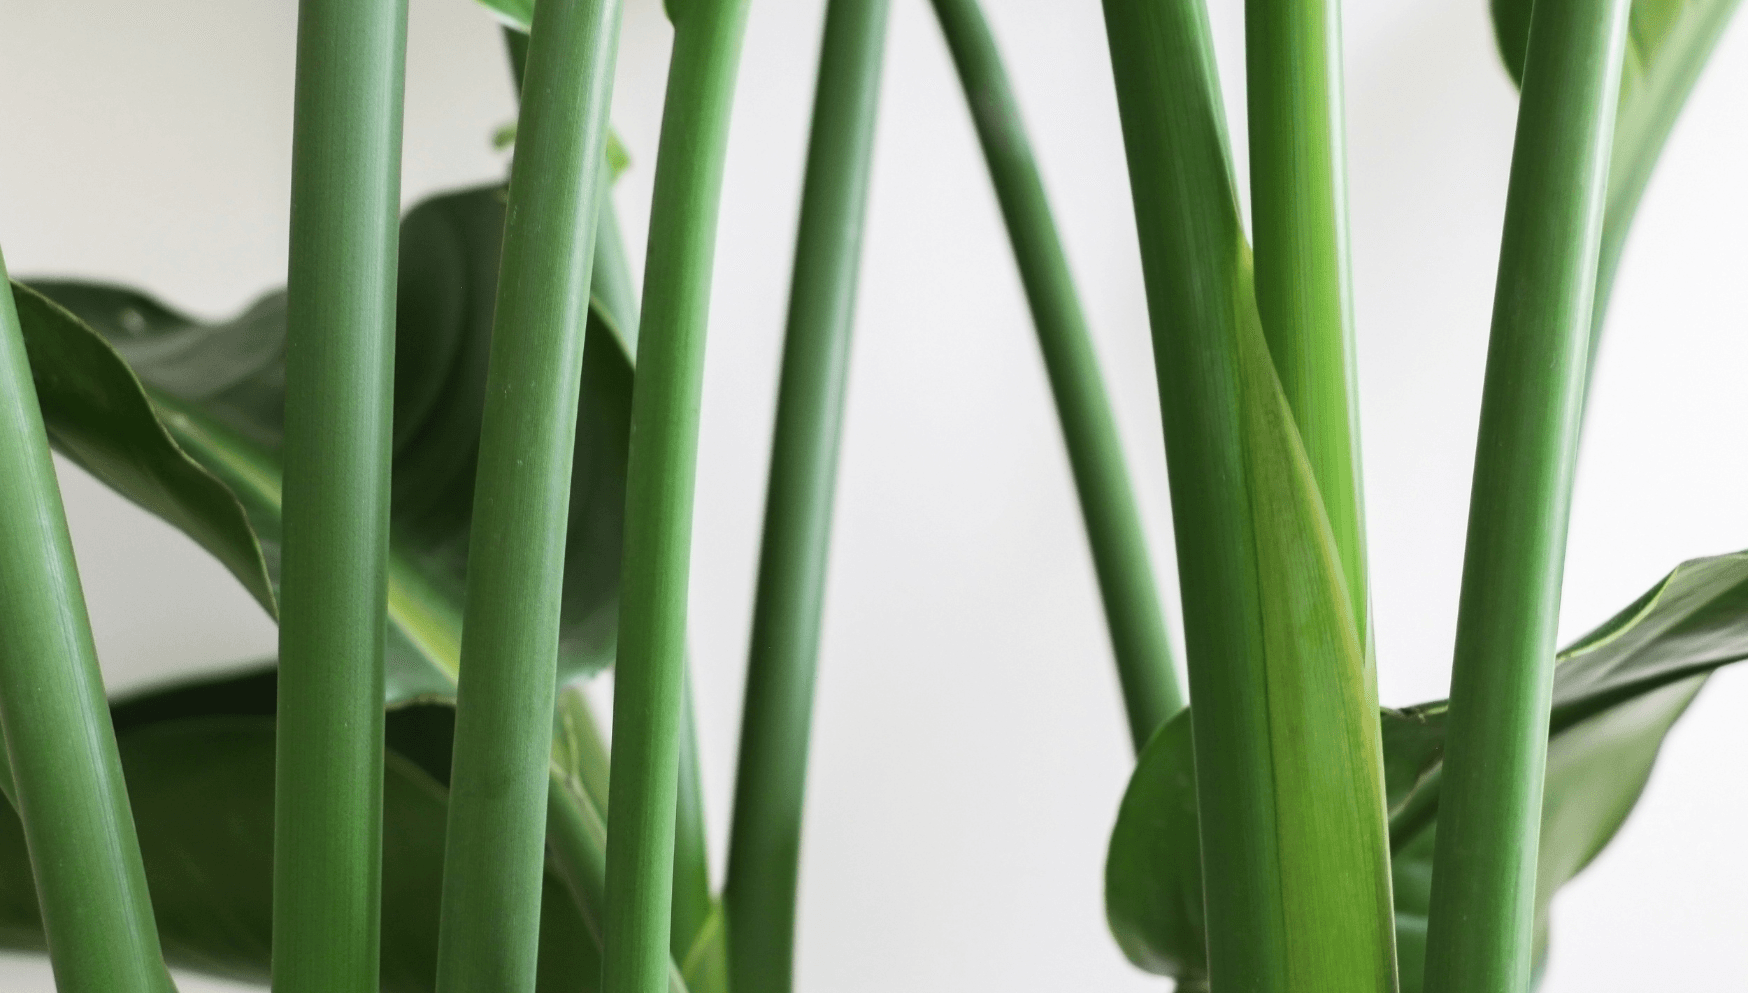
xmin=720 ymin=0 xmax=888 ymax=989
xmin=1243 ymin=0 xmax=1368 ymax=636
xmin=670 ymin=674 xmax=714 ymax=969
xmin=1421 ymin=0 xmax=1631 ymax=988
xmin=1097 ymin=0 xmax=1288 ymax=987
xmin=0 ymin=253 xmax=172 ymax=993
xmin=929 ymin=0 xmax=1182 ymax=750
xmin=272 ymin=0 xmax=407 ymax=987
xmin=601 ymin=1 xmax=752 ymax=991
xmin=434 ymin=0 xmax=624 ymax=987
xmin=506 ymin=25 xmax=714 ymax=969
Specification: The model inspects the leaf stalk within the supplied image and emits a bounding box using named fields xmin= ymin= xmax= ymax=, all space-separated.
xmin=930 ymin=0 xmax=1184 ymax=750
xmin=1422 ymin=0 xmax=1632 ymax=987
xmin=433 ymin=0 xmax=625 ymax=987
xmin=0 ymin=252 xmax=174 ymax=993
xmin=721 ymin=0 xmax=890 ymax=988
xmin=601 ymin=0 xmax=753 ymax=991
xmin=272 ymin=0 xmax=408 ymax=986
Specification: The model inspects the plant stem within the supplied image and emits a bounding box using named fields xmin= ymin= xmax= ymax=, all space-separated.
xmin=1421 ymin=0 xmax=1630 ymax=987
xmin=601 ymin=1 xmax=752 ymax=991
xmin=929 ymin=0 xmax=1183 ymax=750
xmin=1243 ymin=0 xmax=1368 ymax=635
xmin=506 ymin=24 xmax=716 ymax=969
xmin=720 ymin=0 xmax=888 ymax=989
xmin=670 ymin=674 xmax=714 ymax=968
xmin=1096 ymin=1 xmax=1289 ymax=988
xmin=0 ymin=254 xmax=173 ymax=993
xmin=434 ymin=0 xmax=624 ymax=987
xmin=272 ymin=0 xmax=407 ymax=988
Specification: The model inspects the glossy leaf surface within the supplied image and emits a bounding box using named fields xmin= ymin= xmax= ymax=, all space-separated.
xmin=16 ymin=183 xmax=635 ymax=698
xmin=1108 ymin=550 xmax=1748 ymax=988
xmin=0 ymin=667 xmax=601 ymax=992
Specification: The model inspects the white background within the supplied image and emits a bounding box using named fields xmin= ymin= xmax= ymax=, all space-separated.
xmin=1 ymin=0 xmax=1745 ymax=989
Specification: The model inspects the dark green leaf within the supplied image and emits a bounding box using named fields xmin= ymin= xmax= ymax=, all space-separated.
xmin=0 ymin=667 xmax=601 ymax=992
xmin=8 ymin=284 xmax=276 ymax=616
xmin=17 ymin=183 xmax=637 ymax=698
xmin=1108 ymin=550 xmax=1748 ymax=987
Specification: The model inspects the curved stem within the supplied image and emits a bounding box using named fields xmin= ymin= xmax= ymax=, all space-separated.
xmin=929 ymin=0 xmax=1183 ymax=750
xmin=1422 ymin=0 xmax=1631 ymax=988
xmin=434 ymin=0 xmax=624 ymax=987
xmin=0 ymin=254 xmax=173 ymax=993
xmin=720 ymin=0 xmax=890 ymax=989
xmin=601 ymin=0 xmax=752 ymax=990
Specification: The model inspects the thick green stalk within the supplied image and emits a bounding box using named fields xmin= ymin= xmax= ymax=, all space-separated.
xmin=434 ymin=0 xmax=624 ymax=988
xmin=1421 ymin=0 xmax=1630 ymax=988
xmin=1099 ymin=2 xmax=1398 ymax=990
xmin=1243 ymin=0 xmax=1368 ymax=634
xmin=1098 ymin=0 xmax=1276 ymax=985
xmin=272 ymin=0 xmax=407 ymax=988
xmin=0 ymin=254 xmax=172 ymax=993
xmin=721 ymin=0 xmax=888 ymax=989
xmin=602 ymin=0 xmax=752 ymax=990
xmin=929 ymin=0 xmax=1182 ymax=750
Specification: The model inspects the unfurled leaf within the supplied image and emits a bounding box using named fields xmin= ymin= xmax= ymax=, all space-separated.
xmin=17 ymin=183 xmax=637 ymax=697
xmin=1109 ymin=550 xmax=1748 ymax=989
xmin=0 ymin=667 xmax=601 ymax=992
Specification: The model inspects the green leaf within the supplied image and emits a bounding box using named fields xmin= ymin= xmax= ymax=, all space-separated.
xmin=1108 ymin=550 xmax=1748 ymax=988
xmin=1490 ymin=0 xmax=1742 ymax=330
xmin=0 ymin=667 xmax=602 ymax=992
xmin=7 ymin=284 xmax=276 ymax=616
xmin=16 ymin=182 xmax=637 ymax=699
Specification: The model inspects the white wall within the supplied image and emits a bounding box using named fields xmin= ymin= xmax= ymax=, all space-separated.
xmin=0 ymin=0 xmax=1743 ymax=989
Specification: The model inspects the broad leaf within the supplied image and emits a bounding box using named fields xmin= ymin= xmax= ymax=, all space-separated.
xmin=1108 ymin=550 xmax=1748 ymax=989
xmin=0 ymin=667 xmax=601 ymax=992
xmin=8 ymin=285 xmax=275 ymax=614
xmin=15 ymin=183 xmax=637 ymax=699
xmin=1490 ymin=0 xmax=1742 ymax=331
